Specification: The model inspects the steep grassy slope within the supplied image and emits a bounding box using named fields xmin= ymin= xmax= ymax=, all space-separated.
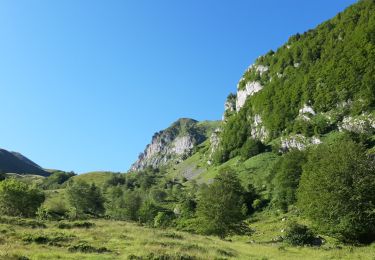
xmin=166 ymin=147 xmax=279 ymax=199
xmin=72 ymin=172 xmax=117 ymax=187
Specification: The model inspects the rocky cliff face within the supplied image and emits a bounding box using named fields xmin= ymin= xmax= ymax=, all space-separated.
xmin=131 ymin=118 xmax=220 ymax=171
xmin=236 ymin=81 xmax=263 ymax=111
xmin=235 ymin=65 xmax=269 ymax=112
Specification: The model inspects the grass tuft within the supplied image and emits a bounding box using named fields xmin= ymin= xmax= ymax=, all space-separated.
xmin=57 ymin=221 xmax=95 ymax=229
xmin=68 ymin=241 xmax=111 ymax=253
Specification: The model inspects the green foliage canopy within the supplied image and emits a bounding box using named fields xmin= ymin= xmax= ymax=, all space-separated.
xmin=195 ymin=167 xmax=247 ymax=237
xmin=297 ymin=139 xmax=375 ymax=243
xmin=105 ymin=187 xmax=142 ymax=221
xmin=66 ymin=180 xmax=105 ymax=218
xmin=272 ymin=150 xmax=307 ymax=211
xmin=0 ymin=178 xmax=45 ymax=217
xmin=216 ymin=0 xmax=375 ymax=163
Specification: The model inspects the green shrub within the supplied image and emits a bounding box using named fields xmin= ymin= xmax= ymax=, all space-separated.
xmin=153 ymin=211 xmax=175 ymax=228
xmin=105 ymin=174 xmax=126 ymax=187
xmin=21 ymin=232 xmax=74 ymax=245
xmin=4 ymin=255 xmax=30 ymax=260
xmin=212 ymin=111 xmax=249 ymax=163
xmin=57 ymin=221 xmax=95 ymax=229
xmin=66 ymin=180 xmax=105 ymax=218
xmin=174 ymin=217 xmax=198 ymax=233
xmin=40 ymin=192 xmax=70 ymax=220
xmin=68 ymin=242 xmax=111 ymax=253
xmin=216 ymin=248 xmax=237 ymax=257
xmin=36 ymin=206 xmax=51 ymax=221
xmin=251 ymin=199 xmax=267 ymax=211
xmin=272 ymin=150 xmax=307 ymax=211
xmin=195 ymin=167 xmax=246 ymax=237
xmin=0 ymin=216 xmax=46 ymax=229
xmin=159 ymin=232 xmax=183 ymax=240
xmin=139 ymin=199 xmax=159 ymax=224
xmin=0 ymin=178 xmax=45 ymax=217
xmin=36 ymin=200 xmax=70 ymax=221
xmin=150 ymin=188 xmax=168 ymax=203
xmin=105 ymin=188 xmax=142 ymax=221
xmin=284 ymin=222 xmax=316 ymax=246
xmin=41 ymin=171 xmax=76 ymax=190
xmin=175 ymin=196 xmax=197 ymax=218
xmin=240 ymin=138 xmax=265 ymax=160
xmin=127 ymin=252 xmax=196 ymax=260
xmin=297 ymin=139 xmax=375 ymax=243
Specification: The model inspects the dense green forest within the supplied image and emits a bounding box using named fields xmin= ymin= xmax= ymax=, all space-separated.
xmin=214 ymin=0 xmax=375 ymax=163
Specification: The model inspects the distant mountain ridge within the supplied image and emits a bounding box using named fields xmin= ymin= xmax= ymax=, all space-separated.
xmin=0 ymin=148 xmax=50 ymax=176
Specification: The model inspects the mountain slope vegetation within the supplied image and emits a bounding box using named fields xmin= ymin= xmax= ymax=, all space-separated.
xmin=215 ymin=0 xmax=375 ymax=162
xmin=1 ymin=1 xmax=375 ymax=259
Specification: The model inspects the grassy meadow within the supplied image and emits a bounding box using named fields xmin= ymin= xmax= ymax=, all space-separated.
xmin=1 ymin=215 xmax=375 ymax=260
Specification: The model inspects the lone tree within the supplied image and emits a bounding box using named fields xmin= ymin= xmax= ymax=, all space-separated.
xmin=0 ymin=178 xmax=45 ymax=217
xmin=196 ymin=167 xmax=247 ymax=238
xmin=105 ymin=187 xmax=142 ymax=221
xmin=66 ymin=180 xmax=105 ymax=218
xmin=272 ymin=149 xmax=307 ymax=211
xmin=297 ymin=139 xmax=375 ymax=243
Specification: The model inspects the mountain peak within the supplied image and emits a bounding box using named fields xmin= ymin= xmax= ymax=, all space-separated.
xmin=131 ymin=119 xmax=220 ymax=171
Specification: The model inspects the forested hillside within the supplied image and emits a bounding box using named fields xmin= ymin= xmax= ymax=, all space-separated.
xmin=215 ymin=0 xmax=375 ymax=163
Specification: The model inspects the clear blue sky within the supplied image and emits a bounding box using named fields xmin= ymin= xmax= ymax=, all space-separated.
xmin=0 ymin=0 xmax=357 ymax=173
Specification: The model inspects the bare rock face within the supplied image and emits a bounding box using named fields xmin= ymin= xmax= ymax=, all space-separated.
xmin=131 ymin=118 xmax=219 ymax=171
xmin=339 ymin=113 xmax=375 ymax=134
xmin=207 ymin=128 xmax=222 ymax=164
xmin=281 ymin=135 xmax=308 ymax=151
xmin=250 ymin=114 xmax=269 ymax=142
xmin=236 ymin=81 xmax=263 ymax=111
xmin=298 ymin=104 xmax=316 ymax=121
xmin=299 ymin=104 xmax=316 ymax=115
xmin=280 ymin=135 xmax=321 ymax=152
xmin=172 ymin=136 xmax=195 ymax=155
xmin=234 ymin=64 xmax=268 ymax=112
xmin=255 ymin=65 xmax=269 ymax=75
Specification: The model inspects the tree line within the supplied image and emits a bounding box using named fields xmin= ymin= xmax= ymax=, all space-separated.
xmin=0 ymin=135 xmax=374 ymax=243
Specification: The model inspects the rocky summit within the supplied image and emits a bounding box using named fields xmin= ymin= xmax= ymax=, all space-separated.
xmin=131 ymin=118 xmax=220 ymax=171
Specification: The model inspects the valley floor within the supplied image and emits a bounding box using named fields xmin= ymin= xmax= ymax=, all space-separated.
xmin=1 ymin=217 xmax=375 ymax=260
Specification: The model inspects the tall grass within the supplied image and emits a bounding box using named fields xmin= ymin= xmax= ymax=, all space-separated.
xmin=1 ymin=217 xmax=375 ymax=259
